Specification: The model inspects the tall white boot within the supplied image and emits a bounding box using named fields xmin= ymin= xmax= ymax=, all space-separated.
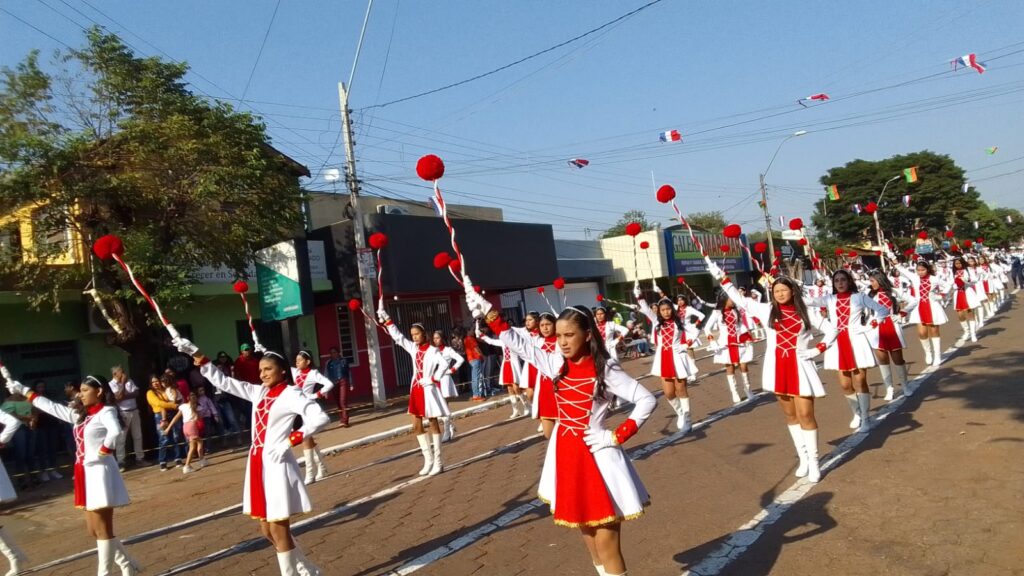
xmin=725 ymin=374 xmax=741 ymax=404
xmin=415 ymin=433 xmax=433 ymax=476
xmin=920 ymin=338 xmax=933 ymax=366
xmin=276 ymin=550 xmax=298 ymax=576
xmin=96 ymin=539 xmax=115 ymax=576
xmin=677 ymin=397 xmax=692 ymax=435
xmin=845 ymin=394 xmax=861 ymax=429
xmin=976 ymin=305 xmax=986 ymax=328
xmin=509 ymin=395 xmax=520 ymax=419
xmin=930 ymin=337 xmax=942 ymax=366
xmin=0 ymin=528 xmax=26 ymax=576
xmin=666 ymin=397 xmax=681 ymax=424
xmin=313 ymin=448 xmax=327 ymax=482
xmin=111 ymin=539 xmax=141 ymax=576
xmin=895 ymin=363 xmax=913 ymax=397
xmin=440 ymin=417 xmax=452 ymax=442
xmin=303 ymin=449 xmax=315 ymax=485
xmin=292 ymin=545 xmax=322 ymax=576
xmin=801 ymin=428 xmax=821 ymax=483
xmin=968 ymin=320 xmax=978 ymax=343
xmin=959 ymin=321 xmax=970 ymax=342
xmin=739 ymin=371 xmax=753 ymax=399
xmin=857 ymin=393 xmax=871 ymax=433
xmin=428 ymin=433 xmax=443 ymax=476
xmin=593 ymin=563 xmax=609 ymax=576
xmin=879 ymin=364 xmax=894 ymax=401
xmin=786 ymin=424 xmax=808 ymax=478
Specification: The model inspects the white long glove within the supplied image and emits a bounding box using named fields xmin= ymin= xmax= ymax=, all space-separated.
xmin=253 ymin=342 xmax=267 ymax=354
xmin=465 ymin=281 xmax=492 ymax=319
xmin=0 ymin=364 xmax=11 ymax=382
xmin=798 ymin=347 xmax=822 ymax=360
xmin=705 ymin=258 xmax=725 ymax=280
xmin=6 ymin=378 xmax=30 ymax=397
xmin=377 ymin=307 xmax=391 ymax=324
xmin=583 ymin=428 xmax=617 ymax=453
xmin=173 ymin=337 xmax=199 ymax=356
xmin=633 ymin=279 xmax=642 ymax=299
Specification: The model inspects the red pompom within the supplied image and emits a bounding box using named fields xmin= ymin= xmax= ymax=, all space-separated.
xmin=368 ymin=232 xmax=389 ymax=250
xmin=553 ymin=277 xmax=566 ymax=290
xmin=834 ymin=248 xmax=844 ymax=256
xmin=719 ymin=244 xmax=730 ymax=254
xmin=432 ymin=252 xmax=452 ymax=269
xmin=753 ymin=242 xmax=767 ymax=254
xmin=233 ymin=280 xmax=249 ymax=294
xmin=976 ymin=237 xmax=984 ymax=244
xmin=537 ymin=286 xmax=545 ymax=294
xmin=448 ymin=258 xmax=461 ymax=274
xmin=848 ymin=250 xmax=858 ymax=257
xmin=917 ymin=231 xmax=929 ymax=240
xmin=596 ymin=294 xmax=604 ymax=302
xmin=639 ymin=241 xmax=650 ymax=250
xmin=474 ymin=285 xmax=482 ymax=293
xmin=788 ymin=218 xmax=804 ymax=231
xmin=798 ymin=238 xmax=808 ymax=246
xmin=874 ymin=250 xmax=882 ymax=256
xmin=92 ymin=234 xmax=124 ymax=261
xmin=864 ymin=202 xmax=878 ymax=215
xmin=944 ymin=230 xmax=955 ymax=238
xmin=656 ymin=185 xmax=676 ymax=204
xmin=347 ymin=298 xmax=362 ymax=311
xmin=952 ymin=245 xmax=962 ymax=253
xmin=773 ymin=249 xmax=782 ymax=257
xmin=722 ymin=224 xmax=742 ymax=239
xmin=416 ymin=154 xmax=445 ymax=181
xmin=625 ymin=222 xmax=642 ymax=237
xmin=964 ymin=240 xmax=974 ymax=248
xmin=903 ymin=248 xmax=915 ymax=256
xmin=677 ymin=277 xmax=685 ymax=285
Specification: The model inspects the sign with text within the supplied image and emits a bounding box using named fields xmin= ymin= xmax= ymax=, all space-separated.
xmin=665 ymin=229 xmax=750 ymax=275
xmin=255 ymin=239 xmax=313 ymax=322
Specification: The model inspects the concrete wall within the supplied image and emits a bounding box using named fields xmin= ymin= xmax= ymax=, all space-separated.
xmin=307 ymin=193 xmax=504 ymax=230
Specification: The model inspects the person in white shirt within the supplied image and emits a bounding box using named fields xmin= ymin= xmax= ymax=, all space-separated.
xmin=109 ymin=366 xmax=145 ymax=470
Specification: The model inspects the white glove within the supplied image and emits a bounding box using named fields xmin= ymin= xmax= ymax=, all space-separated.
xmin=582 ymin=428 xmax=617 ymax=453
xmin=706 ymin=259 xmax=724 ymax=280
xmin=253 ymin=342 xmax=267 ymax=354
xmin=798 ymin=347 xmax=822 ymax=360
xmin=173 ymin=337 xmax=199 ymax=356
xmin=377 ymin=308 xmax=391 ymax=324
xmin=633 ymin=280 xmax=642 ymax=299
xmin=706 ymin=342 xmax=722 ymax=354
xmin=0 ymin=364 xmax=11 ymax=382
xmin=417 ymin=377 xmax=435 ymax=387
xmin=6 ymin=379 xmax=30 ymax=397
xmin=465 ymin=289 xmax=492 ymax=319
xmin=474 ymin=325 xmax=483 ymax=339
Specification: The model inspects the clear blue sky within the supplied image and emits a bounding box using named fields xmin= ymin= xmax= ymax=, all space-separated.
xmin=3 ymin=0 xmax=1023 ymax=239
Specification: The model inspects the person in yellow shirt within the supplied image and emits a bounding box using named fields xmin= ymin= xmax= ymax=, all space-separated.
xmin=146 ymin=375 xmax=181 ymax=471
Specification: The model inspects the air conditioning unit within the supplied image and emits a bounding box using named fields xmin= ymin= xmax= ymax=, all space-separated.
xmin=376 ymin=204 xmax=410 ymax=216
xmin=84 ymin=290 xmax=123 ymax=335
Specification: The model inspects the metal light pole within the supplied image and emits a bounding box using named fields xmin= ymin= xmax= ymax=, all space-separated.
xmin=760 ymin=130 xmax=807 ymax=257
xmin=872 ymin=174 xmax=902 ymax=271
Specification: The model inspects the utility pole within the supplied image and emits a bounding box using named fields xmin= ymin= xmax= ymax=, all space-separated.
xmin=760 ymin=173 xmax=775 ymax=258
xmin=339 ymin=81 xmax=387 ymax=409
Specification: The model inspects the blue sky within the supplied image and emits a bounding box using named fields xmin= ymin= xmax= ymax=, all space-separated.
xmin=3 ymin=0 xmax=1023 ymax=239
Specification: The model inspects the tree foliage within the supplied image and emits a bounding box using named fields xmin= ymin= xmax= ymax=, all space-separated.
xmin=602 ymin=209 xmax=655 ymax=238
xmin=0 ymin=29 xmax=304 ymax=346
xmin=686 ymin=211 xmax=726 ymax=233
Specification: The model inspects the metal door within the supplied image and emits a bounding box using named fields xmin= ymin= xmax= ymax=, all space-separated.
xmin=384 ymin=298 xmax=454 ymax=390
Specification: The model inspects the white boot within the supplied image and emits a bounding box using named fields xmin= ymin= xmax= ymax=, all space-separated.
xmin=879 ymin=364 xmax=894 ymax=401
xmin=0 ymin=528 xmax=26 ymax=576
xmin=521 ymin=395 xmax=532 ymax=418
xmin=787 ymin=424 xmax=808 ymax=478
xmin=96 ymin=539 xmax=115 ymax=576
xmin=725 ymin=374 xmax=742 ymax=404
xmin=895 ymin=363 xmax=913 ymax=397
xmin=276 ymin=550 xmax=298 ymax=576
xmin=930 ymin=337 xmax=942 ymax=366
xmin=446 ymin=418 xmax=456 ymax=442
xmin=802 ymin=428 xmax=821 ymax=483
xmin=666 ymin=397 xmax=681 ymax=424
xmin=976 ymin=306 xmax=986 ymax=328
xmin=920 ymin=338 xmax=933 ymax=366
xmin=292 ymin=545 xmax=322 ymax=576
xmin=739 ymin=371 xmax=753 ymax=400
xmin=845 ymin=394 xmax=861 ymax=429
xmin=440 ymin=417 xmax=452 ymax=442
xmin=509 ymin=396 xmax=520 ymax=419
xmin=677 ymin=397 xmax=692 ymax=435
xmin=415 ymin=433 xmax=433 ymax=476
xmin=959 ymin=321 xmax=970 ymax=342
xmin=303 ymin=449 xmax=315 ymax=485
xmin=968 ymin=320 xmax=978 ymax=343
xmin=313 ymin=448 xmax=327 ymax=482
xmin=111 ymin=539 xmax=141 ymax=576
xmin=428 ymin=433 xmax=443 ymax=476
xmin=857 ymin=393 xmax=871 ymax=433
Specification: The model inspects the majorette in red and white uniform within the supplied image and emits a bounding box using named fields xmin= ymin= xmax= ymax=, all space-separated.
xmin=952 ymin=268 xmax=981 ymax=312
xmin=899 ymin=266 xmax=951 ymax=326
xmin=480 ymin=332 xmax=529 ymax=418
xmin=866 ymin=290 xmax=907 ymax=352
xmin=636 ymin=297 xmax=698 ymax=380
xmin=291 ymin=362 xmax=335 ymax=484
xmin=384 ymin=323 xmax=452 ymax=420
xmin=805 ymin=290 xmax=888 ymax=372
xmin=595 ymin=316 xmax=628 ymax=361
xmin=532 ymin=334 xmax=560 ymax=420
xmin=489 ymin=316 xmax=656 ymax=528
xmin=427 ymin=344 xmax=465 ymax=400
xmin=291 ymin=366 xmax=334 ymax=398
xmin=0 ymin=409 xmax=26 ymax=574
xmin=703 ymin=308 xmax=754 ymax=365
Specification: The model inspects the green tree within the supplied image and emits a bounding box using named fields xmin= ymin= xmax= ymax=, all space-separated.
xmin=686 ymin=211 xmax=726 ymax=232
xmin=0 ymin=29 xmax=304 ymax=376
xmin=812 ymin=151 xmax=980 ymax=251
xmin=602 ymin=209 xmax=655 ymax=238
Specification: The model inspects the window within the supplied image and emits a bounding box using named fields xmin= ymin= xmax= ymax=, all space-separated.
xmin=0 ymin=340 xmax=80 ymax=396
xmin=0 ymin=225 xmax=21 ymax=263
xmin=334 ymin=305 xmax=359 ymax=366
xmin=31 ymin=207 xmax=72 ymax=258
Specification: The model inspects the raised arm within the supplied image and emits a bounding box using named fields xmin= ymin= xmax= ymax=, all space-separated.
xmin=492 ymin=320 xmax=562 ymax=379
xmin=383 ymin=322 xmax=418 ymax=357
xmin=0 ymin=410 xmax=21 ymax=445
xmin=199 ymin=362 xmax=262 ymax=403
xmin=24 ymin=391 xmax=76 ymax=425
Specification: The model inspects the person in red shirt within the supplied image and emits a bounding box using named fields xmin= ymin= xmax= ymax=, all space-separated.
xmin=233 ymin=344 xmax=261 ymax=384
xmin=463 ymin=332 xmax=484 ymax=400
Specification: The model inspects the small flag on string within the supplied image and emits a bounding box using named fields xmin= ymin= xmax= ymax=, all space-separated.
xmin=962 ymin=182 xmax=970 ymax=193
xmin=973 ymin=221 xmax=979 ymax=230
xmin=902 ymin=195 xmax=911 ymax=207
xmin=827 ymin=184 xmax=840 ymax=201
xmin=903 ymin=167 xmax=919 ymax=183
xmin=778 ymin=216 xmax=785 ymax=227
xmin=659 ymin=129 xmax=682 ymax=143
xmin=852 ymin=203 xmax=862 ymax=215
xmin=986 ymin=146 xmax=999 ymax=155
xmin=428 ymin=196 xmax=442 ymax=216
xmin=952 ymin=53 xmax=986 ymax=74
xmin=1007 ymin=215 xmax=1014 ymax=224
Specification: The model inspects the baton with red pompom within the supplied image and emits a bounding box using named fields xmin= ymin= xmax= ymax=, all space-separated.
xmin=655 ymin=184 xmax=706 ymax=257
xmin=368 ymin=232 xmax=389 ymax=309
xmin=92 ymin=234 xmax=180 ymax=339
xmin=232 ymin=280 xmax=262 ymax=350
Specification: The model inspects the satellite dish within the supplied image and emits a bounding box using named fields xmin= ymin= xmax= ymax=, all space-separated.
xmin=324 ymin=168 xmax=341 ymax=182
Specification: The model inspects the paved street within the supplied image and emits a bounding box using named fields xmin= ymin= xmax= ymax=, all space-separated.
xmin=5 ymin=297 xmax=1023 ymax=576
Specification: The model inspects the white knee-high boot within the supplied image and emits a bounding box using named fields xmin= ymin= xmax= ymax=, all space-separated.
xmin=959 ymin=320 xmax=970 ymax=341
xmin=677 ymin=397 xmax=692 ymax=434
xmin=919 ymin=338 xmax=933 ymax=366
xmin=968 ymin=319 xmax=978 ymax=342
xmin=96 ymin=539 xmax=115 ymax=576
xmin=303 ymin=449 xmax=315 ymax=485
xmin=313 ymin=448 xmax=327 ymax=481
xmin=739 ymin=371 xmax=752 ymax=399
xmin=857 ymin=393 xmax=871 ymax=432
xmin=801 ymin=428 xmax=821 ymax=483
xmin=786 ymin=424 xmax=808 ymax=478
xmin=0 ymin=528 xmax=26 ymax=576
xmin=930 ymin=337 xmax=942 ymax=366
xmin=111 ymin=539 xmax=141 ymax=576
xmin=429 ymin=433 xmax=443 ymax=476
xmin=415 ymin=433 xmax=433 ymax=476
xmin=879 ymin=363 xmax=894 ymax=401
xmin=845 ymin=394 xmax=861 ymax=429
xmin=292 ymin=545 xmax=322 ymax=576
xmin=725 ymin=374 xmax=741 ymax=404
xmin=895 ymin=363 xmax=912 ymax=396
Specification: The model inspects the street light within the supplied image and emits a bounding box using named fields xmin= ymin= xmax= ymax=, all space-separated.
xmin=760 ymin=130 xmax=808 ymax=259
xmin=872 ymin=175 xmax=903 ymax=270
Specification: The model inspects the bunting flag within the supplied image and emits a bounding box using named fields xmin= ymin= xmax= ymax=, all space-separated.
xmin=902 ymin=195 xmax=911 ymax=207
xmin=427 ymin=196 xmax=443 ymax=216
xmin=903 ymin=167 xmax=919 ymax=183
xmin=985 ymin=146 xmax=999 ymax=155
xmin=659 ymin=129 xmax=682 ymax=143
xmin=852 ymin=203 xmax=862 ymax=215
xmin=1007 ymin=215 xmax=1014 ymax=224
xmin=827 ymin=184 xmax=840 ymax=201
xmin=778 ymin=216 xmax=785 ymax=227
xmin=962 ymin=182 xmax=970 ymax=193
xmin=973 ymin=221 xmax=979 ymax=230
xmin=952 ymin=53 xmax=986 ymax=74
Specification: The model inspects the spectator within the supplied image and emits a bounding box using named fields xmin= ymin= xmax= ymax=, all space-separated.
xmin=627 ymin=321 xmax=652 ymax=356
xmin=161 ymin=391 xmax=206 ymax=474
xmin=212 ymin=351 xmax=241 ymax=443
xmin=324 ymin=347 xmax=352 ymax=427
xmin=0 ymin=390 xmax=38 ymax=489
xmin=463 ymin=329 xmax=485 ymax=400
xmin=109 ymin=365 xmax=146 ymax=470
xmin=1012 ymin=256 xmax=1023 ymax=289
xmin=147 ymin=374 xmax=182 ymax=471
xmin=478 ymin=330 xmax=500 ymax=396
xmin=31 ymin=381 xmax=62 ymax=482
xmin=231 ymin=343 xmax=261 ymax=431
xmin=195 ymin=386 xmax=220 ymax=451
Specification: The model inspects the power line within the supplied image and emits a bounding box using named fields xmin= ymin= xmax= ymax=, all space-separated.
xmin=239 ymin=0 xmax=282 ymax=104
xmin=0 ymin=6 xmax=74 ymax=49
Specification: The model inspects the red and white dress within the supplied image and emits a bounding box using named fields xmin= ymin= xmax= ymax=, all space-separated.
xmin=291 ymin=367 xmax=334 ymax=398
xmin=514 ymin=327 xmax=542 ymax=392
xmin=637 ymin=298 xmax=698 ymax=380
xmin=807 ymin=292 xmax=888 ymax=371
xmin=867 ymin=291 xmax=906 ymax=351
xmin=596 ymin=321 xmax=628 ymax=361
xmin=533 ymin=336 xmax=559 ymax=420
xmin=201 ymin=363 xmax=329 ymax=521
xmin=900 ymin=269 xmax=950 ymax=325
xmin=703 ymin=308 xmax=754 ymax=365
xmin=0 ymin=410 xmax=22 ymax=502
xmin=26 ymin=394 xmax=129 ymax=511
xmin=967 ymin=267 xmax=987 ymax=305
xmin=385 ymin=324 xmax=451 ymax=419
xmin=722 ymin=281 xmax=835 ymax=398
xmin=481 ymin=334 xmax=522 ymax=387
xmin=493 ymin=319 xmax=656 ymax=528
xmin=952 ymin=269 xmax=982 ymax=311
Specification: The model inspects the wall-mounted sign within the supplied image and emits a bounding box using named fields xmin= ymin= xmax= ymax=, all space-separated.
xmin=256 ymin=239 xmax=314 ymax=322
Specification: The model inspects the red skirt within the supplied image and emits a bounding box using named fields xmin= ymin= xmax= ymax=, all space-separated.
xmin=955 ymin=290 xmax=968 ymax=311
xmin=983 ymin=280 xmax=990 ymax=294
xmin=407 ymin=385 xmax=426 ymax=418
xmin=836 ymin=330 xmax=857 ymax=371
xmin=536 ymin=376 xmax=557 ymax=419
xmin=919 ymin=300 xmax=934 ymax=324
xmin=728 ymin=343 xmax=740 ymax=364
xmin=525 ymin=364 xmax=538 ymax=390
xmin=659 ymin=348 xmax=676 ymax=379
xmin=552 ymin=431 xmax=618 ymax=527
xmin=500 ymin=360 xmax=515 ymax=385
xmin=875 ymin=318 xmax=903 ymax=351
xmin=773 ymin=350 xmax=801 ymax=396
xmin=248 ymin=448 xmax=268 ymax=519
xmin=73 ymin=462 xmax=86 ymax=508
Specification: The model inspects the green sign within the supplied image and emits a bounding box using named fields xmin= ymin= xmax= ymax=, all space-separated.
xmin=256 ymin=240 xmax=311 ymax=322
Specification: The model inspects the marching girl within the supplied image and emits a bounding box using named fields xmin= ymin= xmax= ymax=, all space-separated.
xmin=705 ymin=260 xmax=836 ymax=483
xmin=377 ymin=311 xmax=450 ymax=476
xmin=805 ymin=269 xmax=890 ymax=433
xmin=0 ymin=396 xmax=27 ymax=576
xmin=866 ymin=271 xmax=914 ymax=400
xmin=429 ymin=330 xmax=464 ymax=441
xmin=478 ymin=326 xmax=527 ymax=419
xmin=897 ymin=259 xmax=950 ymax=364
xmin=703 ymin=291 xmax=755 ymax=404
xmin=292 ymin=351 xmax=335 ymax=485
xmin=980 ymin=256 xmax=1003 ymax=317
xmin=3 ymin=369 xmax=140 ymax=575
xmin=533 ymin=313 xmax=561 ymax=438
xmin=514 ymin=312 xmax=543 ymax=419
xmin=674 ymin=293 xmax=706 ymax=371
xmin=594 ymin=305 xmax=629 ymax=361
xmin=636 ymin=283 xmax=698 ymax=434
xmin=950 ymin=257 xmax=980 ymax=342
xmin=966 ymin=256 xmax=988 ymax=328
xmin=467 ymin=291 xmax=656 ymax=576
